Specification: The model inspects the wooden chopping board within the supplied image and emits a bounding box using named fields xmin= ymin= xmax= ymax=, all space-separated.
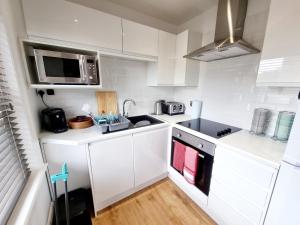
xmin=96 ymin=91 xmax=118 ymax=114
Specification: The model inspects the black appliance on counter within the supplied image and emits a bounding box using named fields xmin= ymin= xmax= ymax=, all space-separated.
xmin=41 ymin=108 xmax=68 ymax=133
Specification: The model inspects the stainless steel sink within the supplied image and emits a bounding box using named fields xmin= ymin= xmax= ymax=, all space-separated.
xmin=127 ymin=115 xmax=162 ymax=128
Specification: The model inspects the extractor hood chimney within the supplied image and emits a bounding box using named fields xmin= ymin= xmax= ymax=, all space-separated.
xmin=184 ymin=0 xmax=260 ymax=62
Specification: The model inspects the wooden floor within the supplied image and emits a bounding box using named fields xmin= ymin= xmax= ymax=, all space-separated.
xmin=92 ymin=179 xmax=217 ymax=225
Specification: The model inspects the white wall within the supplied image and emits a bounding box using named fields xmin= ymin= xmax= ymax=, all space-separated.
xmin=174 ymin=0 xmax=299 ymax=136
xmin=40 ymin=56 xmax=174 ymax=118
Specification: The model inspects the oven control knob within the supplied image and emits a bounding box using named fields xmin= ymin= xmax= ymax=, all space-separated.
xmin=198 ymin=143 xmax=204 ymax=149
xmin=176 ymin=133 xmax=181 ymax=138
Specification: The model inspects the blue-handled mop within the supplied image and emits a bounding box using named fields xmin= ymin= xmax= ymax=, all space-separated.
xmin=50 ymin=163 xmax=70 ymax=225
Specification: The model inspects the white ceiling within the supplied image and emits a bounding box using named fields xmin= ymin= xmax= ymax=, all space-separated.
xmin=106 ymin=0 xmax=217 ymax=25
xmin=69 ymin=0 xmax=217 ymax=25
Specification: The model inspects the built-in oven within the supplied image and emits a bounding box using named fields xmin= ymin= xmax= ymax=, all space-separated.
xmin=33 ymin=49 xmax=99 ymax=85
xmin=171 ymin=127 xmax=215 ymax=196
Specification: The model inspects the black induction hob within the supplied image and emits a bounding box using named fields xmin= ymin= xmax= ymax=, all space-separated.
xmin=177 ymin=118 xmax=241 ymax=139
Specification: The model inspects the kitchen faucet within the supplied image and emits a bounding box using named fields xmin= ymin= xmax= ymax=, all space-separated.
xmin=122 ymin=98 xmax=136 ymax=117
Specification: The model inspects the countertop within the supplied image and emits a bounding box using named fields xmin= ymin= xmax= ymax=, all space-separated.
xmin=218 ymin=130 xmax=286 ymax=168
xmin=39 ymin=121 xmax=169 ymax=146
xmin=150 ymin=114 xmax=192 ymax=124
xmin=40 ymin=113 xmax=286 ymax=168
xmin=151 ymin=114 xmax=285 ymax=168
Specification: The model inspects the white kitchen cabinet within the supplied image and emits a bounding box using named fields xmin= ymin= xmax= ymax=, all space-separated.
xmin=88 ymin=135 xmax=134 ymax=211
xmin=22 ymin=0 xmax=122 ymax=51
xmin=122 ymin=19 xmax=159 ymax=57
xmin=147 ymin=30 xmax=202 ymax=86
xmin=256 ymin=0 xmax=300 ymax=86
xmin=133 ymin=127 xmax=169 ymax=186
xmin=42 ymin=143 xmax=90 ymax=196
xmin=174 ymin=30 xmax=202 ymax=86
xmin=208 ymin=145 xmax=278 ymax=225
xmin=147 ymin=31 xmax=176 ymax=86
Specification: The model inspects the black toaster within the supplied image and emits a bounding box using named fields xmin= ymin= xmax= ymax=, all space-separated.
xmin=41 ymin=108 xmax=68 ymax=133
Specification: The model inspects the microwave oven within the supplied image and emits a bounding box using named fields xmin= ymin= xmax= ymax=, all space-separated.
xmin=33 ymin=49 xmax=99 ymax=85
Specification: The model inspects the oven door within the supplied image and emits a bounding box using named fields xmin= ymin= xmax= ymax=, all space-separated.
xmin=171 ymin=128 xmax=215 ymax=196
xmin=34 ymin=49 xmax=86 ymax=84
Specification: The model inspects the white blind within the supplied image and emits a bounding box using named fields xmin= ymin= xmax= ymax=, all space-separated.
xmin=0 ymin=38 xmax=30 ymax=225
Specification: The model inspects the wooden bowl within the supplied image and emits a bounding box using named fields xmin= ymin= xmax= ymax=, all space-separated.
xmin=68 ymin=116 xmax=93 ymax=129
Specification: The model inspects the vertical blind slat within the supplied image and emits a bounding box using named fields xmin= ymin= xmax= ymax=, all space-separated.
xmin=0 ymin=23 xmax=31 ymax=225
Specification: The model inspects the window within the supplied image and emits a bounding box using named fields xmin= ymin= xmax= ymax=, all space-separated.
xmin=0 ymin=33 xmax=30 ymax=224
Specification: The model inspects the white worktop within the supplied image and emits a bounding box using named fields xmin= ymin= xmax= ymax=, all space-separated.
xmin=150 ymin=114 xmax=192 ymax=124
xmin=151 ymin=114 xmax=286 ymax=168
xmin=39 ymin=122 xmax=169 ymax=146
xmin=40 ymin=113 xmax=286 ymax=168
xmin=218 ymin=130 xmax=286 ymax=168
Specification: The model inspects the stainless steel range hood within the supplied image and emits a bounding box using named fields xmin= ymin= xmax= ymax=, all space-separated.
xmin=184 ymin=0 xmax=260 ymax=62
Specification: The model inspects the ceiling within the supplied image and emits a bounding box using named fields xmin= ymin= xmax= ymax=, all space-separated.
xmin=69 ymin=0 xmax=218 ymax=25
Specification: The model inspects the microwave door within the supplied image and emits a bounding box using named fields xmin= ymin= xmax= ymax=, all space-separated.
xmin=34 ymin=49 xmax=84 ymax=84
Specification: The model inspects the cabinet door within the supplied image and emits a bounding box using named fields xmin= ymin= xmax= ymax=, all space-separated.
xmin=208 ymin=193 xmax=253 ymax=225
xmin=43 ymin=143 xmax=90 ymax=196
xmin=22 ymin=0 xmax=122 ymax=50
xmin=257 ymin=0 xmax=300 ymax=86
xmin=133 ymin=127 xmax=169 ymax=187
xmin=174 ymin=30 xmax=200 ymax=86
xmin=157 ymin=31 xmax=176 ymax=85
xmin=122 ymin=19 xmax=159 ymax=57
xmin=174 ymin=31 xmax=188 ymax=85
xmin=88 ymin=135 xmax=134 ymax=211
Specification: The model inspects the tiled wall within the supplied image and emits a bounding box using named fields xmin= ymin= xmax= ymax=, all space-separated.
xmin=42 ymin=56 xmax=174 ymax=118
xmin=174 ymin=0 xmax=299 ymax=136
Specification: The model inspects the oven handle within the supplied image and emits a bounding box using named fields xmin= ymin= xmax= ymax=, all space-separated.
xmin=172 ymin=140 xmax=205 ymax=158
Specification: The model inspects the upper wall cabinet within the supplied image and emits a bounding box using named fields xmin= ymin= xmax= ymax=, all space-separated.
xmin=122 ymin=19 xmax=159 ymax=57
xmin=147 ymin=31 xmax=176 ymax=86
xmin=256 ymin=0 xmax=300 ymax=87
xmin=22 ymin=0 xmax=123 ymax=51
xmin=147 ymin=30 xmax=201 ymax=86
xmin=174 ymin=30 xmax=201 ymax=86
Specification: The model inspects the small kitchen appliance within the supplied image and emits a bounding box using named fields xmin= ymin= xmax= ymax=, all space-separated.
xmin=41 ymin=108 xmax=68 ymax=133
xmin=162 ymin=101 xmax=185 ymax=115
xmin=153 ymin=100 xmax=165 ymax=115
xmin=32 ymin=49 xmax=99 ymax=85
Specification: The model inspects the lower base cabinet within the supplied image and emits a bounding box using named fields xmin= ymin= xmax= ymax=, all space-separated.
xmin=133 ymin=127 xmax=169 ymax=186
xmin=87 ymin=127 xmax=169 ymax=213
xmin=208 ymin=145 xmax=278 ymax=225
xmin=42 ymin=143 xmax=90 ymax=196
xmin=88 ymin=135 xmax=134 ymax=211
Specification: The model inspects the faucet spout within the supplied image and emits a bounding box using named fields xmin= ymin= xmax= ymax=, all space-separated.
xmin=122 ymin=98 xmax=136 ymax=117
